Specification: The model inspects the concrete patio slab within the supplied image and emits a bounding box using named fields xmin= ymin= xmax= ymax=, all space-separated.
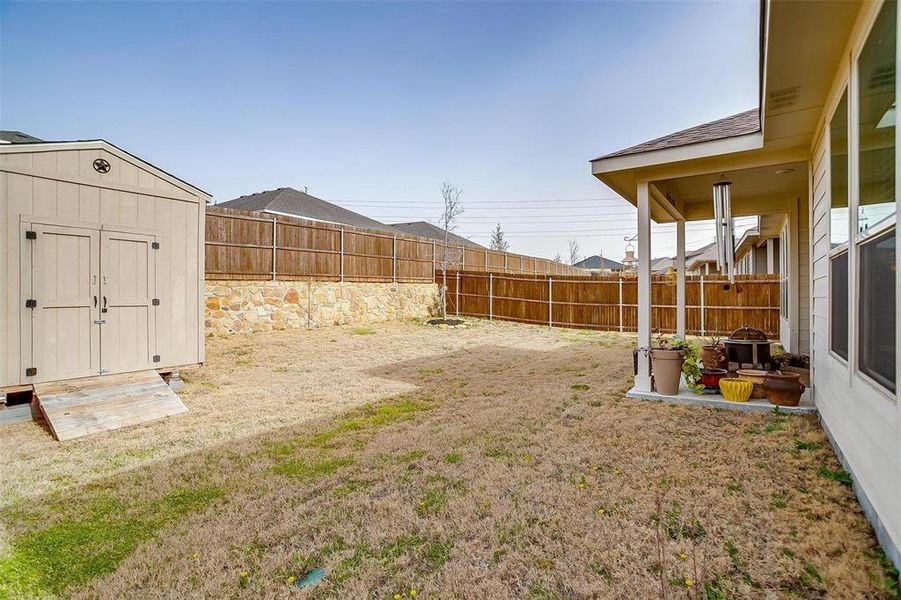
xmin=626 ymin=382 xmax=816 ymax=414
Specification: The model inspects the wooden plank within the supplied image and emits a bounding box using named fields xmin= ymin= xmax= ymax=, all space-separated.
xmin=34 ymin=370 xmax=187 ymax=441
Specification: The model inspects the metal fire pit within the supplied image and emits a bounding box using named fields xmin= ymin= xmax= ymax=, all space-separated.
xmin=724 ymin=326 xmax=772 ymax=369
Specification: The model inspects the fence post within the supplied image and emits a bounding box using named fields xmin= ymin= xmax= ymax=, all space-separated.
xmin=504 ymin=252 xmax=508 ymax=273
xmin=548 ymin=277 xmax=553 ymax=327
xmin=461 ymin=245 xmax=465 ymax=271
xmin=700 ymin=275 xmax=706 ymax=336
xmin=618 ymin=277 xmax=624 ymax=333
xmin=488 ymin=273 xmax=493 ymax=320
xmin=392 ymin=234 xmax=397 ymax=284
xmin=340 ymin=227 xmax=345 ymax=282
xmin=455 ymin=272 xmax=460 ymax=316
xmin=271 ymin=217 xmax=277 ymax=281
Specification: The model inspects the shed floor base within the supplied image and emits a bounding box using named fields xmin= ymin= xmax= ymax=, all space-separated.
xmin=34 ymin=370 xmax=188 ymax=441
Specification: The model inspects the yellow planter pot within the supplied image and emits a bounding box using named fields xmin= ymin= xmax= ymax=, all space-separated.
xmin=719 ymin=378 xmax=753 ymax=402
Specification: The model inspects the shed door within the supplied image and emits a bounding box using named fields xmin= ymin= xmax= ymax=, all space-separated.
xmin=99 ymin=231 xmax=158 ymax=375
xmin=26 ymin=224 xmax=101 ymax=383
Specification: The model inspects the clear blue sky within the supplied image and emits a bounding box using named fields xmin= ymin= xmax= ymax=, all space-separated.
xmin=1 ymin=0 xmax=759 ymax=262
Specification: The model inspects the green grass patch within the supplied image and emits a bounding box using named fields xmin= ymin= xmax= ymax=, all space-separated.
xmin=350 ymin=327 xmax=376 ymax=335
xmin=725 ymin=540 xmax=757 ymax=588
xmin=272 ymin=456 xmax=354 ymax=480
xmin=570 ymin=384 xmax=591 ymax=391
xmin=794 ymin=439 xmax=823 ymax=451
xmin=0 ymin=485 xmax=225 ymax=597
xmin=817 ymin=465 xmax=852 ymax=487
xmin=423 ymin=539 xmax=453 ymax=570
xmin=417 ymin=489 xmax=448 ymax=515
xmin=443 ymin=452 xmax=462 ymax=464
xmin=396 ymin=450 xmax=426 ymax=463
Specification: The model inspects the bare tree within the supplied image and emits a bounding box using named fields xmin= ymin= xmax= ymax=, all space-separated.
xmin=489 ymin=223 xmax=509 ymax=252
xmin=439 ymin=182 xmax=464 ymax=318
xmin=553 ymin=252 xmax=563 ymax=264
xmin=568 ymin=238 xmax=581 ymax=266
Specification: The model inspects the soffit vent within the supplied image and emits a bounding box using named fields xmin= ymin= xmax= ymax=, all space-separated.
xmin=869 ymin=64 xmax=895 ymax=90
xmin=767 ymin=85 xmax=801 ymax=112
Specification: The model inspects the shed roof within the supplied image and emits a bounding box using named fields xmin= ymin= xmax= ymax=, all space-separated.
xmin=389 ymin=221 xmax=486 ymax=249
xmin=218 ymin=187 xmax=395 ymax=232
xmin=595 ymin=109 xmax=760 ymax=160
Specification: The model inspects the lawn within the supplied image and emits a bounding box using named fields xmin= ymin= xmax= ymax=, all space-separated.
xmin=0 ymin=320 xmax=896 ymax=598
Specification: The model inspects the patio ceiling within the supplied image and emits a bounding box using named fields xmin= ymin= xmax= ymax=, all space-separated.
xmin=654 ymin=160 xmax=808 ymax=222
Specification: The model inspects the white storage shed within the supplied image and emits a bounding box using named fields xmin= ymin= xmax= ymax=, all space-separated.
xmin=0 ymin=138 xmax=209 ymax=392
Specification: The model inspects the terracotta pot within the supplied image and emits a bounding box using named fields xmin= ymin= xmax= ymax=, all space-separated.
xmin=736 ymin=369 xmax=768 ymax=399
xmin=700 ymin=345 xmax=728 ymax=370
xmin=650 ymin=348 xmax=684 ymax=395
xmin=782 ymin=366 xmax=810 ymax=388
xmin=699 ymin=368 xmax=728 ymax=390
xmin=763 ymin=371 xmax=805 ymax=407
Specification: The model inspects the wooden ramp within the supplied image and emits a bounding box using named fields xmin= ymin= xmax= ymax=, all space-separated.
xmin=34 ymin=370 xmax=188 ymax=441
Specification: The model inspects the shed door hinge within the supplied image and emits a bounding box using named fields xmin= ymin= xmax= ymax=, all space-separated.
xmin=25 ymin=299 xmax=37 ymax=309
xmin=25 ymin=230 xmax=36 ymax=240
xmin=151 ymin=242 xmax=160 ymax=250
xmin=152 ymin=298 xmax=160 ymax=306
xmin=152 ymin=355 xmax=161 ymax=363
xmin=25 ymin=367 xmax=37 ymax=377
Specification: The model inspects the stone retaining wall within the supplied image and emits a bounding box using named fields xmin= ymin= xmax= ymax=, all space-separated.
xmin=205 ymin=280 xmax=439 ymax=334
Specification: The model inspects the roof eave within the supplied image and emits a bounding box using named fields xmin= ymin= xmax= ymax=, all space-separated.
xmin=591 ymin=130 xmax=764 ymax=176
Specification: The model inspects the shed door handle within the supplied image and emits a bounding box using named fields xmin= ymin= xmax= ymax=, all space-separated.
xmin=102 ymin=296 xmax=108 ymax=313
xmin=94 ymin=295 xmax=98 ymax=308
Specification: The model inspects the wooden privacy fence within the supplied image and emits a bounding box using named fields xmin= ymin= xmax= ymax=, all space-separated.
xmin=205 ymin=206 xmax=585 ymax=281
xmin=442 ymin=271 xmax=781 ymax=337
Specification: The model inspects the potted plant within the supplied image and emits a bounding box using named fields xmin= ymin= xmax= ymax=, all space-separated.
xmin=775 ymin=353 xmax=810 ymax=387
xmin=671 ymin=338 xmax=706 ymax=395
xmin=640 ymin=334 xmax=703 ymax=396
xmin=700 ymin=335 xmax=728 ymax=370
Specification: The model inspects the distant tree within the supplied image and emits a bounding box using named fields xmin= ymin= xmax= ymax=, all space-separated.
xmin=438 ymin=182 xmax=464 ymax=318
xmin=554 ymin=252 xmax=563 ymax=264
xmin=568 ymin=238 xmax=581 ymax=266
xmin=489 ymin=223 xmax=509 ymax=252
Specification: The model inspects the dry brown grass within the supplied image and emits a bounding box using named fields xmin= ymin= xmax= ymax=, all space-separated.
xmin=0 ymin=319 xmax=896 ymax=598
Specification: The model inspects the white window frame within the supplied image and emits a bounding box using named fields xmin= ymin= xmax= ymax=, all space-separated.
xmin=846 ymin=0 xmax=899 ymax=401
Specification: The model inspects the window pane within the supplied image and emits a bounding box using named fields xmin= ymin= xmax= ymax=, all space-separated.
xmin=830 ymin=252 xmax=849 ymax=359
xmin=831 ymin=90 xmax=849 ymax=246
xmin=858 ymin=228 xmax=896 ymax=391
xmin=857 ymin=0 xmax=896 ymax=233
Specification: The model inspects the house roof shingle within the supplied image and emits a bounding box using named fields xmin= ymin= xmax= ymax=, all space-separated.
xmin=0 ymin=130 xmax=44 ymax=144
xmin=389 ymin=221 xmax=486 ymax=249
xmin=217 ymin=187 xmax=395 ymax=232
xmin=573 ymin=255 xmax=625 ymax=270
xmin=596 ymin=109 xmax=760 ymax=160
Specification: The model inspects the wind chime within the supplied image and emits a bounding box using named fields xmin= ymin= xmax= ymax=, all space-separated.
xmin=712 ymin=179 xmax=737 ymax=287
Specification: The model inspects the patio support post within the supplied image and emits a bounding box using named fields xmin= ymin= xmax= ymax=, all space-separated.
xmin=766 ymin=238 xmax=775 ymax=274
xmin=636 ymin=181 xmax=652 ymax=392
xmin=676 ymin=219 xmax=686 ymax=338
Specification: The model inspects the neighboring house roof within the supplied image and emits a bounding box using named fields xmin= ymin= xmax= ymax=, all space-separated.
xmin=217 ymin=187 xmax=394 ymax=232
xmin=573 ymin=255 xmax=625 ymax=270
xmin=650 ymin=257 xmax=674 ymax=273
xmin=595 ymin=109 xmax=760 ymax=160
xmin=389 ymin=221 xmax=487 ymax=249
xmin=688 ymin=243 xmax=719 ymax=271
xmin=0 ymin=130 xmax=44 ymax=144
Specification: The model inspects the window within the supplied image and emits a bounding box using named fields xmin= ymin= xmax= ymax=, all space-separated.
xmin=857 ymin=0 xmax=896 ymax=234
xmin=780 ymin=227 xmax=788 ymax=319
xmin=855 ymin=0 xmax=896 ymax=393
xmin=858 ymin=229 xmax=895 ymax=390
xmin=831 ymin=90 xmax=850 ymax=246
xmin=830 ymin=251 xmax=849 ymax=359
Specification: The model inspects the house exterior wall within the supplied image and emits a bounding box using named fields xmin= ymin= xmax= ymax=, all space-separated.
xmin=204 ymin=280 xmax=438 ymax=334
xmin=808 ymin=0 xmax=900 ymax=567
xmin=0 ymin=143 xmax=207 ymax=387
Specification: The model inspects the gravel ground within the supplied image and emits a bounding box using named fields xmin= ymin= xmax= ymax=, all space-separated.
xmin=0 ymin=319 xmax=896 ymax=598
